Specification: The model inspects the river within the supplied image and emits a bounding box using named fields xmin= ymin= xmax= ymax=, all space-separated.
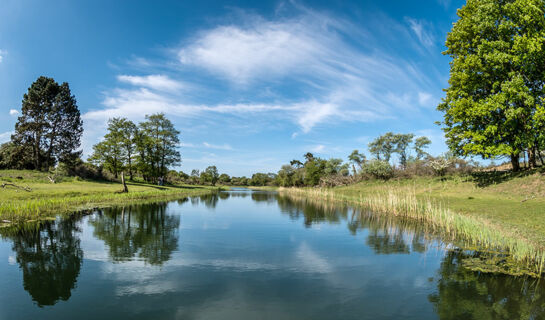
xmin=0 ymin=188 xmax=543 ymax=319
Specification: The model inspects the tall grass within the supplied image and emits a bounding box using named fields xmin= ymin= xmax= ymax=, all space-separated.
xmin=0 ymin=187 xmax=219 ymax=223
xmin=279 ymin=186 xmax=545 ymax=276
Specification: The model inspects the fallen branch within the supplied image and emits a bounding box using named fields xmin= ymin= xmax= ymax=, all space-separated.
xmin=1 ymin=182 xmax=32 ymax=192
xmin=47 ymin=175 xmax=56 ymax=184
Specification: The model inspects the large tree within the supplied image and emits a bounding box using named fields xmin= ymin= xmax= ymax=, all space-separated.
xmin=136 ymin=113 xmax=181 ymax=182
xmin=439 ymin=0 xmax=545 ymax=171
xmin=11 ymin=76 xmax=83 ymax=170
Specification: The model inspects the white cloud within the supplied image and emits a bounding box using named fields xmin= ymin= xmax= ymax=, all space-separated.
xmin=418 ymin=92 xmax=433 ymax=106
xmin=117 ymin=74 xmax=184 ymax=92
xmin=203 ymin=142 xmax=233 ymax=150
xmin=83 ymin=6 xmax=442 ymax=162
xmin=0 ymin=131 xmax=12 ymax=143
xmin=310 ymin=144 xmax=325 ymax=153
xmin=406 ymin=18 xmax=435 ymax=50
xmin=0 ymin=49 xmax=6 ymax=63
xmin=9 ymin=109 xmax=19 ymax=116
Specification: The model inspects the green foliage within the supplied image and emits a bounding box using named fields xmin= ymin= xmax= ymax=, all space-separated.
xmin=348 ymin=150 xmax=366 ymax=175
xmin=368 ymin=132 xmax=396 ymax=161
xmin=202 ymin=166 xmax=219 ymax=186
xmin=136 ymin=113 xmax=181 ymax=182
xmin=363 ymin=160 xmax=393 ymax=180
xmin=414 ymin=136 xmax=432 ymax=160
xmin=11 ymin=76 xmax=83 ymax=171
xmin=393 ymin=133 xmax=415 ymax=168
xmin=439 ymin=0 xmax=545 ymax=170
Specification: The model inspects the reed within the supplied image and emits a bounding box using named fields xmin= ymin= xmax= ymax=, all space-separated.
xmin=279 ymin=186 xmax=545 ymax=276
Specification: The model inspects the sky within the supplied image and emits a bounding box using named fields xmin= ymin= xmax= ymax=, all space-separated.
xmin=0 ymin=0 xmax=466 ymax=176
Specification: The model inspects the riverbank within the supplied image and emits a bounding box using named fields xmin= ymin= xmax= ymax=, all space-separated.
xmin=278 ymin=170 xmax=545 ymax=276
xmin=0 ymin=170 xmax=221 ymax=224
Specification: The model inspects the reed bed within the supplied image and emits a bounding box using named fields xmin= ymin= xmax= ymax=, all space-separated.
xmin=279 ymin=186 xmax=545 ymax=276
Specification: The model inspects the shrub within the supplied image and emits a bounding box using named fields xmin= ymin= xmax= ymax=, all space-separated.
xmin=363 ymin=160 xmax=393 ymax=180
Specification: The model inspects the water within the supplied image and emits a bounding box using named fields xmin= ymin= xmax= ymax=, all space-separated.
xmin=0 ymin=188 xmax=544 ymax=319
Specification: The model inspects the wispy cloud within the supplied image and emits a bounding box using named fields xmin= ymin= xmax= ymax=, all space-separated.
xmin=117 ymin=74 xmax=184 ymax=92
xmin=0 ymin=131 xmax=12 ymax=143
xmin=203 ymin=142 xmax=233 ymax=150
xmin=9 ymin=109 xmax=19 ymax=116
xmin=406 ymin=18 xmax=435 ymax=50
xmin=82 ymin=5 xmax=444 ymax=171
xmin=0 ymin=49 xmax=6 ymax=63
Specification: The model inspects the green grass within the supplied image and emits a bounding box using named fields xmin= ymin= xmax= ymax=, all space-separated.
xmin=0 ymin=170 xmax=220 ymax=223
xmin=278 ymin=170 xmax=545 ymax=276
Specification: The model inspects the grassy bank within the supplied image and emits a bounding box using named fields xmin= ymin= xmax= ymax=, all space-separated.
xmin=278 ymin=170 xmax=545 ymax=276
xmin=0 ymin=170 xmax=220 ymax=224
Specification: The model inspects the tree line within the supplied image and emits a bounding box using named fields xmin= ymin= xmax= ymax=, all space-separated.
xmin=0 ymin=76 xmax=182 ymax=184
xmin=89 ymin=114 xmax=180 ymax=183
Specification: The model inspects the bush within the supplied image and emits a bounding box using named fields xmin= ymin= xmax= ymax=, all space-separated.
xmin=363 ymin=160 xmax=393 ymax=180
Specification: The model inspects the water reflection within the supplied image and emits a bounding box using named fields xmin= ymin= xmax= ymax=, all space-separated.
xmin=429 ymin=249 xmax=545 ymax=319
xmin=1 ymin=190 xmax=544 ymax=318
xmin=1 ymin=217 xmax=83 ymax=307
xmin=88 ymin=203 xmax=180 ymax=265
xmin=276 ymin=194 xmax=348 ymax=226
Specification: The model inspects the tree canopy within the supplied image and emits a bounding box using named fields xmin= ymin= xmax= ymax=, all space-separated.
xmin=439 ymin=0 xmax=545 ymax=170
xmin=11 ymin=76 xmax=83 ymax=171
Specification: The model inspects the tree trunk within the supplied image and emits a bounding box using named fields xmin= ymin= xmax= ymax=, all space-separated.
xmin=121 ymin=171 xmax=128 ymax=193
xmin=511 ymin=154 xmax=521 ymax=172
xmin=529 ymin=147 xmax=537 ymax=169
xmin=538 ymin=150 xmax=544 ymax=166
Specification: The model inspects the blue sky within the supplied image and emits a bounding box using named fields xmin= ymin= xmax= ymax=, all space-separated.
xmin=0 ymin=0 xmax=465 ymax=176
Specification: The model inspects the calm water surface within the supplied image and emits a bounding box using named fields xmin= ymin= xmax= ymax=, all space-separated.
xmin=1 ymin=188 xmax=544 ymax=319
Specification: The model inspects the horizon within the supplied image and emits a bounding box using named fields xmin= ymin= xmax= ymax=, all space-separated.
xmin=0 ymin=0 xmax=465 ymax=176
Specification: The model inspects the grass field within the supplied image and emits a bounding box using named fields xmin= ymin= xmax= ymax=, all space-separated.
xmin=279 ymin=169 xmax=545 ymax=276
xmin=0 ymin=170 xmax=220 ymax=224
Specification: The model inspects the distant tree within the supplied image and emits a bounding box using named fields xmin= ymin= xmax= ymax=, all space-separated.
xmin=304 ymin=152 xmax=315 ymax=163
xmin=438 ymin=0 xmax=545 ymax=171
xmin=218 ymin=173 xmax=231 ymax=184
xmin=290 ymin=159 xmax=303 ymax=168
xmin=414 ymin=137 xmax=432 ymax=160
xmin=190 ymin=169 xmax=200 ymax=184
xmin=203 ymin=166 xmax=219 ymax=186
xmin=393 ymin=133 xmax=415 ymax=169
xmin=11 ymin=76 xmax=83 ymax=171
xmin=276 ymin=164 xmax=295 ymax=187
xmin=348 ymin=150 xmax=366 ymax=175
xmin=368 ymin=133 xmax=395 ymax=162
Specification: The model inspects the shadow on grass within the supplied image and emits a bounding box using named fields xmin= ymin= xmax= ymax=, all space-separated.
xmin=470 ymin=168 xmax=542 ymax=188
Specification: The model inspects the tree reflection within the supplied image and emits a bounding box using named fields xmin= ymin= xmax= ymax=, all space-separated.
xmin=89 ymin=203 xmax=180 ymax=265
xmin=2 ymin=218 xmax=83 ymax=307
xmin=276 ymin=194 xmax=348 ymax=227
xmin=429 ymin=249 xmax=545 ymax=319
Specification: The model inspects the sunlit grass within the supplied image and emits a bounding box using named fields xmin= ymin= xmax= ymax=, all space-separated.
xmin=0 ymin=170 xmax=219 ymax=223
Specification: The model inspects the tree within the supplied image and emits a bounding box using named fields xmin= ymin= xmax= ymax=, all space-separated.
xmin=348 ymin=150 xmax=366 ymax=175
xmin=393 ymin=133 xmax=415 ymax=169
xmin=110 ymin=118 xmax=138 ymax=180
xmin=218 ymin=173 xmax=231 ymax=184
xmin=438 ymin=0 xmax=545 ymax=171
xmin=368 ymin=133 xmax=396 ymax=162
xmin=88 ymin=139 xmax=123 ymax=178
xmin=136 ymin=114 xmax=181 ymax=182
xmin=11 ymin=76 xmax=83 ymax=171
xmin=203 ymin=166 xmax=219 ymax=186
xmin=414 ymin=136 xmax=432 ymax=160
